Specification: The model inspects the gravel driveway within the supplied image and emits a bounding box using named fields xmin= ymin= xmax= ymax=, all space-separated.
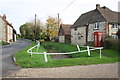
xmin=2 ymin=39 xmax=32 ymax=77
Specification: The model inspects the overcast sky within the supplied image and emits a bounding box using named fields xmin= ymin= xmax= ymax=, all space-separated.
xmin=0 ymin=0 xmax=119 ymax=34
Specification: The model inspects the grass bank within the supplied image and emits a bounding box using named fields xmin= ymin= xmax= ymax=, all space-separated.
xmin=14 ymin=41 xmax=119 ymax=68
xmin=0 ymin=41 xmax=9 ymax=45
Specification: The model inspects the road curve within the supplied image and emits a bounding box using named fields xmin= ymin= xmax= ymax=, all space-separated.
xmin=2 ymin=39 xmax=32 ymax=77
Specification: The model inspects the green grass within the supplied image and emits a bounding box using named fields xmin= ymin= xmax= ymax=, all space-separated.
xmin=101 ymin=49 xmax=119 ymax=57
xmin=14 ymin=41 xmax=119 ymax=68
xmin=14 ymin=42 xmax=52 ymax=68
xmin=41 ymin=41 xmax=101 ymax=58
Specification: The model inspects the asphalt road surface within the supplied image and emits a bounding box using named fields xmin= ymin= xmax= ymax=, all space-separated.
xmin=2 ymin=39 xmax=32 ymax=77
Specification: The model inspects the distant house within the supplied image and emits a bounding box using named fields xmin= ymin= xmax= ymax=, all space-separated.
xmin=58 ymin=24 xmax=71 ymax=43
xmin=0 ymin=14 xmax=17 ymax=43
xmin=71 ymin=4 xmax=120 ymax=46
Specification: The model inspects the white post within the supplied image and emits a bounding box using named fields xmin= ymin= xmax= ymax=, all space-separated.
xmin=30 ymin=50 xmax=32 ymax=57
xmin=100 ymin=49 xmax=101 ymax=59
xmin=77 ymin=45 xmax=80 ymax=52
xmin=44 ymin=52 xmax=48 ymax=63
xmin=37 ymin=42 xmax=40 ymax=52
xmin=87 ymin=46 xmax=90 ymax=56
xmin=37 ymin=45 xmax=39 ymax=52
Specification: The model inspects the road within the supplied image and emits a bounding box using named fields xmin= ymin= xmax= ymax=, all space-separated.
xmin=2 ymin=40 xmax=32 ymax=77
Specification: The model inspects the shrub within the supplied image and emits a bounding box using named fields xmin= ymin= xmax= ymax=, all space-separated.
xmin=103 ymin=39 xmax=119 ymax=51
xmin=0 ymin=41 xmax=9 ymax=45
xmin=87 ymin=41 xmax=94 ymax=46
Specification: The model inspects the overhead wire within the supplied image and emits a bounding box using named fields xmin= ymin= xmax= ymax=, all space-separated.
xmin=59 ymin=0 xmax=76 ymax=14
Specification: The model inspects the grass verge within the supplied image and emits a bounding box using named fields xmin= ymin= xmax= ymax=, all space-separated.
xmin=15 ymin=41 xmax=119 ymax=68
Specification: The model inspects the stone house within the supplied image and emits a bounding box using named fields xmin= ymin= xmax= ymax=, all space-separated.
xmin=58 ymin=24 xmax=71 ymax=43
xmin=71 ymin=4 xmax=120 ymax=46
xmin=0 ymin=14 xmax=16 ymax=43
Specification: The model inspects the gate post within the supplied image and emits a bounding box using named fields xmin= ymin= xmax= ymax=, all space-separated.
xmin=30 ymin=50 xmax=32 ymax=57
xmin=44 ymin=52 xmax=48 ymax=63
xmin=87 ymin=46 xmax=90 ymax=56
xmin=100 ymin=49 xmax=101 ymax=59
xmin=77 ymin=45 xmax=80 ymax=52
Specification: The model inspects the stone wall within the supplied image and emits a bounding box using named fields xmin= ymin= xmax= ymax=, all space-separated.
xmin=88 ymin=22 xmax=106 ymax=42
xmin=71 ymin=26 xmax=86 ymax=45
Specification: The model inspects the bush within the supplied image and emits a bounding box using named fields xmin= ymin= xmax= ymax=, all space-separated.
xmin=87 ymin=41 xmax=94 ymax=46
xmin=103 ymin=39 xmax=119 ymax=51
xmin=0 ymin=41 xmax=9 ymax=45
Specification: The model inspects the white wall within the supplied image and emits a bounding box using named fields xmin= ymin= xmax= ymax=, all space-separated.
xmin=7 ymin=25 xmax=13 ymax=43
xmin=0 ymin=17 xmax=6 ymax=42
xmin=59 ymin=36 xmax=65 ymax=43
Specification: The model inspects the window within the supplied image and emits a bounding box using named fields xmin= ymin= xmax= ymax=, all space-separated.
xmin=112 ymin=35 xmax=118 ymax=39
xmin=94 ymin=23 xmax=99 ymax=29
xmin=112 ymin=24 xmax=118 ymax=29
xmin=74 ymin=27 xmax=77 ymax=31
xmin=78 ymin=36 xmax=81 ymax=40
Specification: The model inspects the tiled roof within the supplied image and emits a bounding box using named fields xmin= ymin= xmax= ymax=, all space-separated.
xmin=72 ymin=4 xmax=120 ymax=28
xmin=98 ymin=7 xmax=119 ymax=23
xmin=59 ymin=24 xmax=71 ymax=36
xmin=0 ymin=15 xmax=13 ymax=28
xmin=72 ymin=10 xmax=95 ymax=27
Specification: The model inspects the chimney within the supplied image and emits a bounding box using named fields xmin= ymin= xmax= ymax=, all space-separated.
xmin=3 ymin=14 xmax=6 ymax=19
xmin=96 ymin=4 xmax=100 ymax=8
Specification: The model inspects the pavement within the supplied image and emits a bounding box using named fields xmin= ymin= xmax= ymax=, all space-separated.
xmin=4 ymin=62 xmax=119 ymax=78
xmin=2 ymin=39 xmax=32 ymax=77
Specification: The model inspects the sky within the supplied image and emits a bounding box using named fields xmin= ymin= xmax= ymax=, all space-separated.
xmin=0 ymin=0 xmax=119 ymax=34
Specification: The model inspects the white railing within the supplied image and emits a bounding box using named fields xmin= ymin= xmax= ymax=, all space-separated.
xmin=27 ymin=42 xmax=103 ymax=63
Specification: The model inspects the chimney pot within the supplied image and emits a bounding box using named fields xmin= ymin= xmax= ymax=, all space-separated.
xmin=3 ymin=14 xmax=6 ymax=19
xmin=96 ymin=4 xmax=100 ymax=8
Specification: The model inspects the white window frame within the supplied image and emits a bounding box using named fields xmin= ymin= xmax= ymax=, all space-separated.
xmin=111 ymin=35 xmax=118 ymax=39
xmin=94 ymin=23 xmax=99 ymax=29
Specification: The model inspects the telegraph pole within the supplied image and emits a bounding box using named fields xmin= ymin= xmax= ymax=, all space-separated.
xmin=57 ymin=13 xmax=60 ymax=27
xmin=34 ymin=14 xmax=37 ymax=42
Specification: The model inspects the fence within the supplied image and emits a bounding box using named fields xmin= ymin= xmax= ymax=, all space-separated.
xmin=27 ymin=42 xmax=103 ymax=63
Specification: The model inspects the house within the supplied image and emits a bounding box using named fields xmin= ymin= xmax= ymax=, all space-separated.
xmin=71 ymin=4 xmax=120 ymax=46
xmin=0 ymin=14 xmax=17 ymax=43
xmin=58 ymin=24 xmax=71 ymax=43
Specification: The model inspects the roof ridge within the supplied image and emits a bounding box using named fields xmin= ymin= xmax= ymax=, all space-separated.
xmin=96 ymin=8 xmax=108 ymax=22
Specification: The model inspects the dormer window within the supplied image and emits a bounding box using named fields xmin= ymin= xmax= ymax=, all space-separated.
xmin=74 ymin=27 xmax=77 ymax=31
xmin=112 ymin=24 xmax=118 ymax=29
xmin=94 ymin=23 xmax=99 ymax=29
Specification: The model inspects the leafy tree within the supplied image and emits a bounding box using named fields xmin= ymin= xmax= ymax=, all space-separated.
xmin=45 ymin=16 xmax=60 ymax=41
xmin=19 ymin=19 xmax=44 ymax=40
